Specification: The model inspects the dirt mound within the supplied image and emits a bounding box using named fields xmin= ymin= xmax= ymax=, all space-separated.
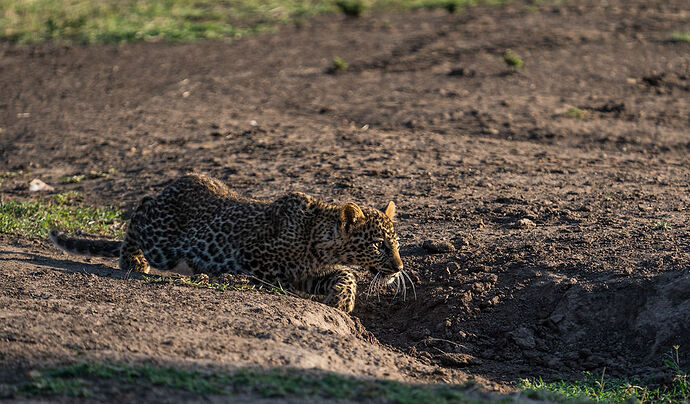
xmin=1 ymin=0 xmax=689 ymax=394
xmin=0 ymin=240 xmax=467 ymax=386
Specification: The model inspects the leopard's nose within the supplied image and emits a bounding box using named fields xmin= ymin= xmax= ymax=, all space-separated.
xmin=393 ymin=253 xmax=403 ymax=271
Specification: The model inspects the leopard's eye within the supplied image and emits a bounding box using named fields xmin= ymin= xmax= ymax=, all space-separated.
xmin=372 ymin=238 xmax=384 ymax=248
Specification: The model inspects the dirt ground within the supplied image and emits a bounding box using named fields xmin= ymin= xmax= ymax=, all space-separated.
xmin=1 ymin=0 xmax=689 ymax=398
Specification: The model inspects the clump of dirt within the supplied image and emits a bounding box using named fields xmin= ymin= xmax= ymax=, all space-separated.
xmin=1 ymin=0 xmax=689 ymax=395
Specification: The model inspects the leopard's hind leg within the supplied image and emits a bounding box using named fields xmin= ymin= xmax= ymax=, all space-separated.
xmin=297 ymin=266 xmax=356 ymax=313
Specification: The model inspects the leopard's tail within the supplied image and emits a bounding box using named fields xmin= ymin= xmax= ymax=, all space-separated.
xmin=49 ymin=230 xmax=122 ymax=257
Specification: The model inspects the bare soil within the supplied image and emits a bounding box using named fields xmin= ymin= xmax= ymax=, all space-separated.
xmin=1 ymin=0 xmax=689 ymax=398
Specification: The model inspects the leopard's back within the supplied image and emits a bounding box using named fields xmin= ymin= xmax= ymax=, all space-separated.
xmin=129 ymin=174 xmax=275 ymax=273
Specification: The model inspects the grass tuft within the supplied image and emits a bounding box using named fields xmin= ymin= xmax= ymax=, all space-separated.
xmin=61 ymin=175 xmax=85 ymax=184
xmin=0 ymin=194 xmax=121 ymax=238
xmin=565 ymin=107 xmax=586 ymax=120
xmin=502 ymin=48 xmax=524 ymax=69
xmin=327 ymin=56 xmax=349 ymax=74
xmin=652 ymin=220 xmax=672 ymax=231
xmin=668 ymin=31 xmax=690 ymax=43
xmin=143 ymin=274 xmax=289 ymax=295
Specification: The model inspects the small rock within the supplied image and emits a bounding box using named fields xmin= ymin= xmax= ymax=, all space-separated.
xmin=456 ymin=235 xmax=471 ymax=247
xmin=638 ymin=203 xmax=653 ymax=212
xmin=411 ymin=328 xmax=432 ymax=339
xmin=447 ymin=262 xmax=461 ymax=273
xmin=447 ymin=67 xmax=475 ymax=77
xmin=422 ymin=240 xmax=456 ymax=254
xmin=438 ymin=352 xmax=480 ymax=367
xmin=547 ymin=357 xmax=563 ymax=369
xmin=517 ymin=218 xmax=536 ymax=229
xmin=511 ymin=326 xmax=536 ymax=349
xmin=549 ymin=313 xmax=565 ymax=324
xmin=29 ymin=179 xmax=54 ymax=192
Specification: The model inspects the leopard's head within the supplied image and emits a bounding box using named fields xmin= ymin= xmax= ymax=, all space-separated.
xmin=337 ymin=201 xmax=403 ymax=277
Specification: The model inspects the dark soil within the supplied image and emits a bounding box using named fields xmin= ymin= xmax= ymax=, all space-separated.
xmin=1 ymin=0 xmax=689 ymax=398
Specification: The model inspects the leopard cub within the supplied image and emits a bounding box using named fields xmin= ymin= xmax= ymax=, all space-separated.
xmin=50 ymin=174 xmax=408 ymax=312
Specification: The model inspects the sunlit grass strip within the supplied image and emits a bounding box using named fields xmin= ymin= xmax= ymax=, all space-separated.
xmin=1 ymin=0 xmax=508 ymax=44
xmin=11 ymin=362 xmax=482 ymax=403
xmin=0 ymin=194 xmax=121 ymax=238
xmin=518 ymin=369 xmax=689 ymax=403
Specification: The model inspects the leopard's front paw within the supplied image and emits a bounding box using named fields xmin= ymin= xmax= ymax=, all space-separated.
xmin=324 ymin=289 xmax=355 ymax=313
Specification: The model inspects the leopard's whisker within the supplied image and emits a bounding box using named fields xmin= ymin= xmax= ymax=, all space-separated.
xmin=375 ymin=273 xmax=383 ymax=302
xmin=392 ymin=274 xmax=401 ymax=299
xmin=400 ymin=271 xmax=407 ymax=301
xmin=402 ymin=270 xmax=417 ymax=300
xmin=367 ymin=272 xmax=380 ymax=296
xmin=371 ymin=272 xmax=380 ymax=295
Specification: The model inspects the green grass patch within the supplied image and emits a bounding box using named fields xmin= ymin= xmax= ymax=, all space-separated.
xmin=1 ymin=0 xmax=512 ymax=44
xmin=143 ymin=274 xmax=235 ymax=291
xmin=0 ymin=170 xmax=25 ymax=179
xmin=502 ymin=48 xmax=524 ymax=69
xmin=519 ymin=373 xmax=688 ymax=403
xmin=327 ymin=55 xmax=349 ymax=73
xmin=143 ymin=274 xmax=290 ymax=295
xmin=8 ymin=362 xmax=484 ymax=403
xmin=652 ymin=220 xmax=672 ymax=231
xmin=60 ymin=169 xmax=117 ymax=184
xmin=519 ymin=348 xmax=689 ymax=403
xmin=0 ymin=170 xmax=27 ymax=187
xmin=565 ymin=107 xmax=586 ymax=120
xmin=668 ymin=31 xmax=690 ymax=43
xmin=60 ymin=174 xmax=85 ymax=184
xmin=0 ymin=194 xmax=121 ymax=238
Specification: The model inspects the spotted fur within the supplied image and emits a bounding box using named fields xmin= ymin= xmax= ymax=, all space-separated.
xmin=50 ymin=174 xmax=404 ymax=312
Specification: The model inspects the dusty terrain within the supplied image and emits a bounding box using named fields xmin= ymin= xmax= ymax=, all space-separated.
xmin=1 ymin=0 xmax=689 ymax=398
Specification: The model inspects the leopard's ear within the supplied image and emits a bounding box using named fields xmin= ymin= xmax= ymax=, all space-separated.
xmin=340 ymin=203 xmax=364 ymax=233
xmin=382 ymin=201 xmax=396 ymax=220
